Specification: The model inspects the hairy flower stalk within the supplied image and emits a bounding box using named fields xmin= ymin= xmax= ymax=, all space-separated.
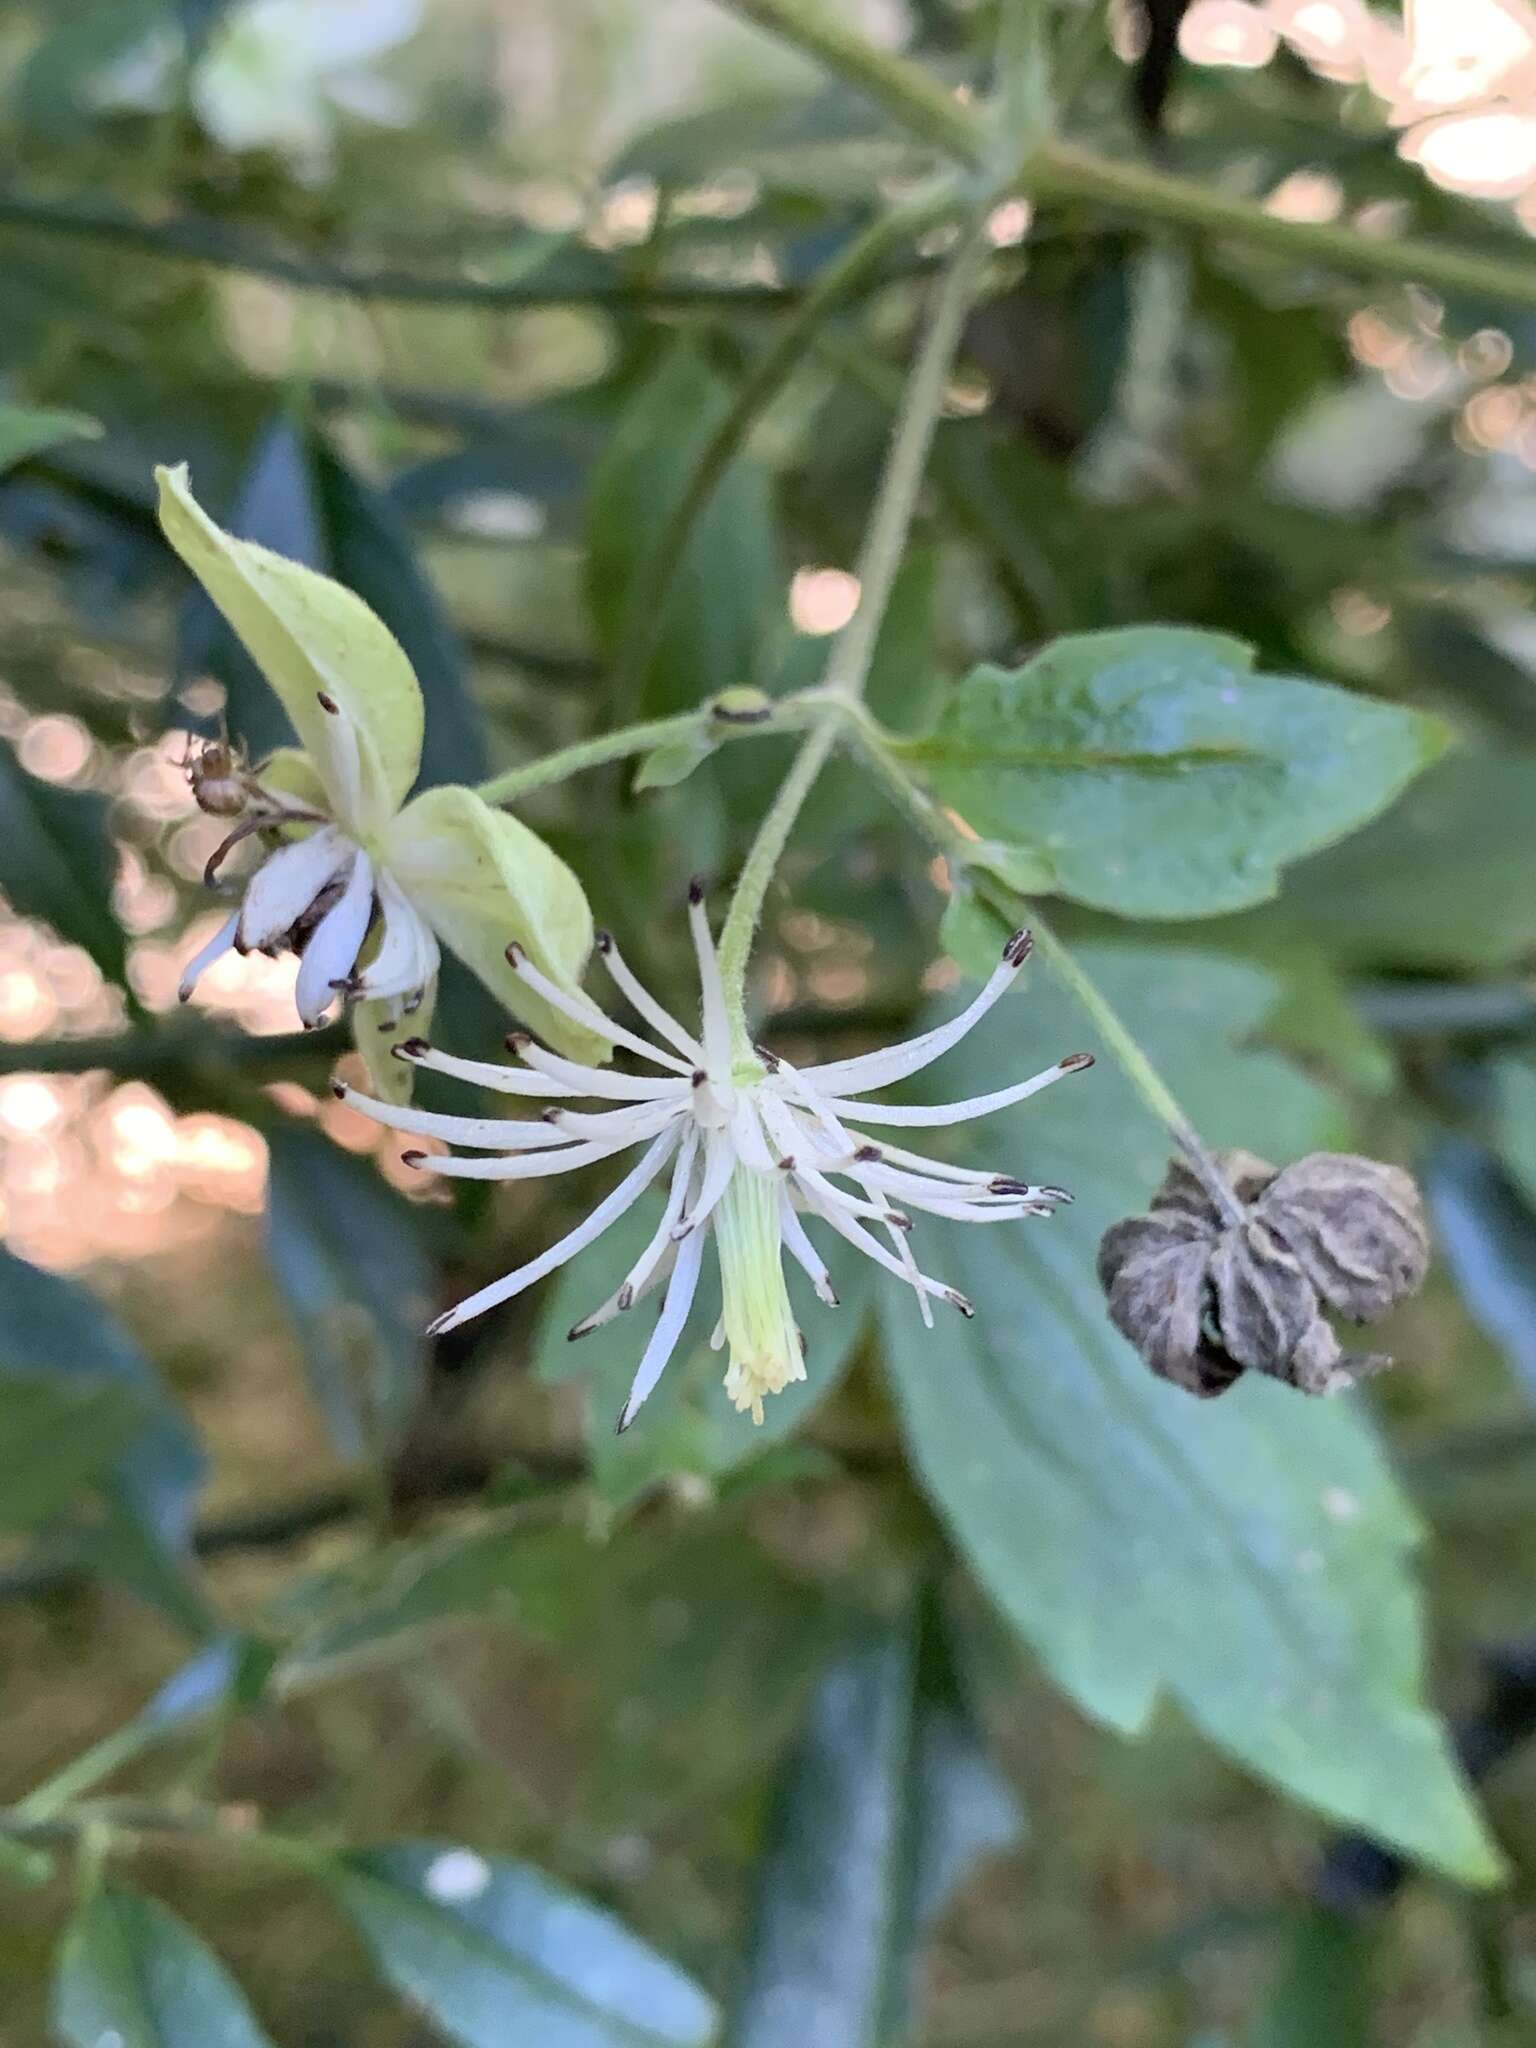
xmin=339 ymin=886 xmax=1093 ymax=1429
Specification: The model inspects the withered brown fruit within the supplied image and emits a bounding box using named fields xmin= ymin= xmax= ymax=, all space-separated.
xmin=1098 ymin=1148 xmax=1427 ymax=1400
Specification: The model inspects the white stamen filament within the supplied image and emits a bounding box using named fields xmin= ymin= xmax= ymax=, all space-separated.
xmin=343 ymin=912 xmax=1087 ymax=1424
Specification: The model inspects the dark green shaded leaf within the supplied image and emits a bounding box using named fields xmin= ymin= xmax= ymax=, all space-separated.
xmin=0 ymin=735 xmax=127 ymax=986
xmin=1256 ymin=747 xmax=1536 ymax=969
xmin=0 ymin=1246 xmax=204 ymax=1552
xmin=323 ymin=1842 xmax=716 ymax=2048
xmin=178 ymin=415 xmax=323 ymax=758
xmin=53 ymin=1884 xmax=275 ymax=2048
xmin=264 ymin=1126 xmax=433 ymax=1460
xmin=1490 ymin=1056 xmax=1536 ymax=1213
xmin=314 ymin=438 xmax=488 ymax=787
xmin=0 ymin=1373 xmax=147 ymax=1532
xmin=587 ymin=341 xmax=780 ymax=714
xmin=1423 ymin=1138 xmax=1536 ymax=1404
xmin=1246 ymin=1908 xmax=1375 ymax=2048
xmin=904 ymin=627 xmax=1448 ymax=917
xmin=880 ymin=947 xmax=1497 ymax=1880
xmin=730 ymin=1594 xmax=1023 ymax=2048
xmin=0 ymin=404 xmax=101 ymax=474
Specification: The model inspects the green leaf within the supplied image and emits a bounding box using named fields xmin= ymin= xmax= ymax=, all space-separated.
xmin=587 ymin=340 xmax=780 ymax=714
xmin=1422 ymin=1139 xmax=1536 ymax=1404
xmin=53 ymin=1884 xmax=275 ymax=2048
xmin=879 ymin=946 xmax=1499 ymax=1881
xmin=0 ymin=404 xmax=101 ymax=474
xmin=1492 ymin=1056 xmax=1536 ymax=1213
xmin=1249 ymin=746 xmax=1536 ymax=970
xmin=0 ymin=734 xmax=128 ymax=987
xmin=0 ymin=1246 xmax=204 ymax=1556
xmin=903 ymin=627 xmax=1448 ymax=918
xmin=322 ymin=1842 xmax=716 ymax=2048
xmin=264 ymin=1126 xmax=434 ymax=1460
xmin=0 ymin=1374 xmax=148 ymax=1532
xmin=533 ymin=1191 xmax=873 ymax=1510
xmin=1246 ymin=1909 xmax=1375 ymax=2048
xmin=730 ymin=1593 xmax=1023 ymax=2048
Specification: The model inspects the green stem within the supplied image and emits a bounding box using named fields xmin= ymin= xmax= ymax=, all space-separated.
xmin=714 ymin=0 xmax=1536 ymax=309
xmin=1029 ymin=141 xmax=1536 ymax=311
xmin=617 ymin=178 xmax=963 ymax=713
xmin=476 ymin=711 xmax=708 ymax=804
xmin=715 ymin=218 xmax=992 ymax=1037
xmin=843 ymin=718 xmax=1241 ymax=1216
xmin=717 ymin=0 xmax=987 ymax=165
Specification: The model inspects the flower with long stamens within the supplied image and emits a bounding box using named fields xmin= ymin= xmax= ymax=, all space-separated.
xmin=337 ymin=885 xmax=1093 ymax=1431
xmin=157 ymin=463 xmax=605 ymax=1098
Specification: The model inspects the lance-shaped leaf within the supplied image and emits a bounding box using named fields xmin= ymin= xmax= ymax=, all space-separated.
xmin=53 ymin=1884 xmax=275 ymax=2048
xmin=0 ymin=1374 xmax=147 ymax=1532
xmin=0 ymin=402 xmax=100 ymax=474
xmin=265 ymin=1125 xmax=433 ymax=1458
xmin=730 ymin=1595 xmax=1023 ymax=2048
xmin=900 ymin=627 xmax=1449 ymax=919
xmin=880 ymin=947 xmax=1498 ymax=1883
xmin=322 ymin=1842 xmax=716 ymax=2048
xmin=387 ymin=783 xmax=604 ymax=1065
xmin=156 ymin=461 xmax=422 ymax=834
xmin=0 ymin=734 xmax=127 ymax=987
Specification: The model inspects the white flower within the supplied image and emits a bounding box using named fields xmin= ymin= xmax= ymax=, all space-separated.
xmin=338 ymin=886 xmax=1093 ymax=1431
xmin=158 ymin=463 xmax=603 ymax=1101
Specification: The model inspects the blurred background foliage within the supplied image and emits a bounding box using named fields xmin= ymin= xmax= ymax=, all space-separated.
xmin=6 ymin=0 xmax=1536 ymax=2043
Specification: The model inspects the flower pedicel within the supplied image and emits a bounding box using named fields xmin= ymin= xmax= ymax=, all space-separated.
xmin=337 ymin=886 xmax=1093 ymax=1430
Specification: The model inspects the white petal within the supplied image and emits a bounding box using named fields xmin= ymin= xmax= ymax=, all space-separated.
xmin=688 ymin=882 xmax=731 ymax=1075
xmin=237 ymin=825 xmax=350 ymax=950
xmin=541 ymin=1099 xmax=691 ymax=1144
xmin=332 ymin=1083 xmax=569 ymax=1152
xmin=570 ymin=1129 xmax=700 ymax=1337
xmin=778 ymin=1193 xmax=838 ymax=1305
xmin=797 ymin=1186 xmax=968 ymax=1312
xmin=294 ymin=850 xmax=374 ymax=1026
xmin=673 ymin=1130 xmax=736 ymax=1239
xmin=409 ymin=1112 xmax=679 ymax=1180
xmin=513 ymin=1039 xmax=693 ymax=1102
xmin=390 ymin=1042 xmax=580 ymax=1098
xmin=427 ymin=1127 xmax=680 ymax=1334
xmin=595 ymin=931 xmax=703 ymax=1062
xmin=178 ymin=911 xmax=240 ymax=1002
xmin=351 ymin=874 xmax=438 ymax=1004
xmin=616 ymin=1223 xmax=707 ymax=1431
xmin=799 ymin=931 xmax=1030 ymax=1095
xmin=819 ymin=1054 xmax=1092 ymax=1127
xmin=507 ymin=944 xmax=688 ymax=1073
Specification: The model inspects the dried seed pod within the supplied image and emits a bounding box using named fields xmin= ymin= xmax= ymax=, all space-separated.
xmin=1253 ymin=1153 xmax=1429 ymax=1323
xmin=1098 ymin=1147 xmax=1431 ymax=1401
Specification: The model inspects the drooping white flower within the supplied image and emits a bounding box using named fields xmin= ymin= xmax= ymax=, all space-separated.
xmin=337 ymin=886 xmax=1093 ymax=1431
xmin=158 ymin=463 xmax=604 ymax=1100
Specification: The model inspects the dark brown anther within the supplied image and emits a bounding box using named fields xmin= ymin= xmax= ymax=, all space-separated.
xmin=1098 ymin=1148 xmax=1431 ymax=1401
xmin=316 ymin=691 xmax=340 ymax=714
xmin=505 ymin=940 xmax=524 ymax=965
xmin=401 ymin=1150 xmax=425 ymax=1168
xmin=396 ymin=1037 xmax=430 ymax=1058
xmin=854 ymin=1144 xmax=882 ymax=1162
xmin=329 ymin=1079 xmax=346 ymax=1100
xmin=1003 ymin=929 xmax=1033 ymax=967
xmin=1059 ymin=1051 xmax=1096 ymax=1074
xmin=506 ymin=1031 xmax=532 ymax=1053
xmin=687 ymin=875 xmax=707 ymax=905
xmin=594 ymin=930 xmax=613 ymax=953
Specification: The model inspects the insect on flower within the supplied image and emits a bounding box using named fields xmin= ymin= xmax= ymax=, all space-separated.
xmin=337 ymin=886 xmax=1094 ymax=1431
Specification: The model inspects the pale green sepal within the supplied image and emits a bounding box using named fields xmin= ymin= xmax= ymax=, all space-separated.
xmin=386 ymin=785 xmax=607 ymax=1064
xmin=254 ymin=745 xmax=331 ymax=820
xmin=351 ymin=981 xmax=437 ymax=1106
xmin=154 ymin=463 xmax=423 ymax=837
